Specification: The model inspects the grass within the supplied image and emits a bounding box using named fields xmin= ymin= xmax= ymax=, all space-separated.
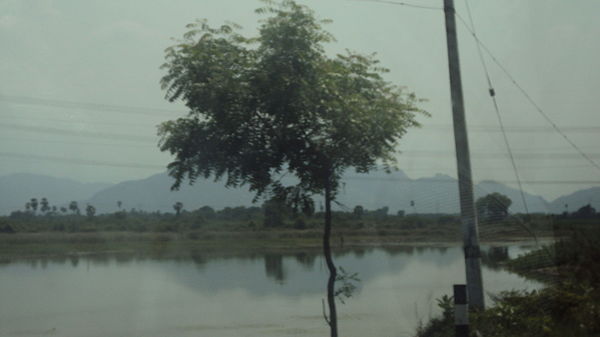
xmin=0 ymin=223 xmax=554 ymax=260
xmin=414 ymin=223 xmax=600 ymax=337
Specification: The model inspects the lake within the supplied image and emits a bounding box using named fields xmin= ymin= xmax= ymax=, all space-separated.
xmin=0 ymin=244 xmax=540 ymax=337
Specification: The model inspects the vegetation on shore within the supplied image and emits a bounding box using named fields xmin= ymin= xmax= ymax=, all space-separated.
xmin=0 ymin=201 xmax=561 ymax=258
xmin=414 ymin=224 xmax=600 ymax=337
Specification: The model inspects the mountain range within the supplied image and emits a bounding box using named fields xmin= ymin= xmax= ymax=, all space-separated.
xmin=0 ymin=173 xmax=110 ymax=215
xmin=1 ymin=171 xmax=598 ymax=215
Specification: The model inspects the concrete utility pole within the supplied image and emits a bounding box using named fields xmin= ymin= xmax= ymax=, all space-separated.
xmin=443 ymin=0 xmax=485 ymax=309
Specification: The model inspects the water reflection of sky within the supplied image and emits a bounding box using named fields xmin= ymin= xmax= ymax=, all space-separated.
xmin=0 ymin=245 xmax=541 ymax=337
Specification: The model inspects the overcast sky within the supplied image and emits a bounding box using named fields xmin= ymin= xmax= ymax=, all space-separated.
xmin=1 ymin=0 xmax=599 ymax=201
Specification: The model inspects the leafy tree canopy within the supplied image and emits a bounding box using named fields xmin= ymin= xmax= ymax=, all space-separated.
xmin=158 ymin=0 xmax=426 ymax=210
xmin=476 ymin=192 xmax=512 ymax=222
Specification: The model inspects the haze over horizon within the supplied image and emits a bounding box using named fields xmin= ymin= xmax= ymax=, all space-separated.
xmin=1 ymin=0 xmax=599 ymax=201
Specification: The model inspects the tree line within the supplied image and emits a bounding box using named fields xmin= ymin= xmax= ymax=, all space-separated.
xmin=1 ymin=192 xmax=570 ymax=235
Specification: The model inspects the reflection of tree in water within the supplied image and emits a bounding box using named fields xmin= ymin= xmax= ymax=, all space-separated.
xmin=115 ymin=253 xmax=135 ymax=265
xmin=351 ymin=247 xmax=370 ymax=259
xmin=380 ymin=246 xmax=416 ymax=257
xmin=190 ymin=251 xmax=207 ymax=270
xmin=264 ymin=254 xmax=286 ymax=283
xmin=90 ymin=254 xmax=111 ymax=266
xmin=294 ymin=252 xmax=317 ymax=269
xmin=480 ymin=246 xmax=509 ymax=271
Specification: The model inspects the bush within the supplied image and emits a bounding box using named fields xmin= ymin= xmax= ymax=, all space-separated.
xmin=293 ymin=218 xmax=307 ymax=230
xmin=0 ymin=223 xmax=15 ymax=233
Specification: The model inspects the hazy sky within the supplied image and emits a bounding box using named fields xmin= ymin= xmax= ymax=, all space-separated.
xmin=1 ymin=0 xmax=599 ymax=200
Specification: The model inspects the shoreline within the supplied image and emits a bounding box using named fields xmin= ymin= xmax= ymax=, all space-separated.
xmin=0 ymin=230 xmax=555 ymax=260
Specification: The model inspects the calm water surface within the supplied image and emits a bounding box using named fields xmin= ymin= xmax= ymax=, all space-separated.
xmin=0 ymin=245 xmax=540 ymax=337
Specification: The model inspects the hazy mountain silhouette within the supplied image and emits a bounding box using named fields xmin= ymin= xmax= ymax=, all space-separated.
xmin=86 ymin=170 xmax=557 ymax=214
xmin=549 ymin=187 xmax=600 ymax=214
xmin=336 ymin=172 xmax=550 ymax=214
xmin=0 ymin=173 xmax=110 ymax=215
xmin=87 ymin=172 xmax=256 ymax=213
xmin=3 ymin=171 xmax=594 ymax=215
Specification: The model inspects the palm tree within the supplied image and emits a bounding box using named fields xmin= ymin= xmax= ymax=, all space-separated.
xmin=30 ymin=198 xmax=38 ymax=213
xmin=69 ymin=201 xmax=80 ymax=215
xmin=85 ymin=204 xmax=96 ymax=218
xmin=173 ymin=202 xmax=183 ymax=216
xmin=40 ymin=198 xmax=50 ymax=214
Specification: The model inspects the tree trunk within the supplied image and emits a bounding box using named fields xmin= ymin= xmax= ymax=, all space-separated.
xmin=323 ymin=179 xmax=338 ymax=337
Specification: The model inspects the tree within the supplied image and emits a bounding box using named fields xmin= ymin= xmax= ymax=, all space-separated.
xmin=158 ymin=2 xmax=424 ymax=335
xmin=476 ymin=193 xmax=512 ymax=222
xmin=30 ymin=198 xmax=38 ymax=213
xmin=372 ymin=206 xmax=389 ymax=218
xmin=173 ymin=202 xmax=183 ymax=216
xmin=117 ymin=200 xmax=122 ymax=210
xmin=40 ymin=198 xmax=50 ymax=214
xmin=197 ymin=206 xmax=216 ymax=219
xmin=574 ymin=204 xmax=596 ymax=218
xmin=410 ymin=200 xmax=417 ymax=214
xmin=69 ymin=201 xmax=80 ymax=215
xmin=85 ymin=204 xmax=96 ymax=218
xmin=353 ymin=205 xmax=364 ymax=219
xmin=262 ymin=198 xmax=289 ymax=228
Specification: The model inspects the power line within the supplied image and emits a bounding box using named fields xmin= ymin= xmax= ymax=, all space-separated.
xmin=2 ymin=149 xmax=597 ymax=185
xmin=423 ymin=124 xmax=600 ymax=133
xmin=0 ymin=136 xmax=153 ymax=149
xmin=8 ymin=110 xmax=600 ymax=134
xmin=0 ymin=152 xmax=165 ymax=170
xmin=3 ymin=126 xmax=600 ymax=160
xmin=1 ymin=115 xmax=158 ymax=129
xmin=453 ymin=12 xmax=600 ymax=174
xmin=0 ymin=94 xmax=185 ymax=117
xmin=349 ymin=0 xmax=442 ymax=11
xmin=462 ymin=0 xmax=530 ymax=216
xmin=343 ymin=175 xmax=600 ymax=185
xmin=0 ymin=123 xmax=156 ymax=143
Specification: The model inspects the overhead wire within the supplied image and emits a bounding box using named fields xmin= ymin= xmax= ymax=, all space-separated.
xmin=453 ymin=12 xmax=600 ymax=174
xmin=0 ymin=123 xmax=156 ymax=142
xmin=462 ymin=0 xmax=530 ymax=217
xmin=2 ymin=149 xmax=599 ymax=185
xmin=7 ymin=108 xmax=600 ymax=134
xmin=0 ymin=152 xmax=164 ymax=170
xmin=0 ymin=94 xmax=185 ymax=117
xmin=348 ymin=0 xmax=442 ymax=11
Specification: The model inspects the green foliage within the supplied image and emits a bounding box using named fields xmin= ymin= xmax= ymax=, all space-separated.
xmin=476 ymin=192 xmax=512 ymax=223
xmin=573 ymin=204 xmax=596 ymax=218
xmin=158 ymin=0 xmax=426 ymax=207
xmin=293 ymin=217 xmax=307 ymax=230
xmin=173 ymin=202 xmax=184 ymax=216
xmin=262 ymin=198 xmax=286 ymax=228
xmin=5 ymin=202 xmax=556 ymax=236
xmin=414 ymin=295 xmax=454 ymax=337
xmin=508 ymin=224 xmax=600 ymax=283
xmin=68 ymin=201 xmax=80 ymax=215
xmin=352 ymin=205 xmax=364 ymax=219
xmin=85 ymin=204 xmax=96 ymax=218
xmin=334 ymin=266 xmax=360 ymax=304
xmin=417 ymin=225 xmax=600 ymax=337
xmin=40 ymin=198 xmax=50 ymax=214
xmin=416 ymin=284 xmax=600 ymax=337
xmin=30 ymin=198 xmax=38 ymax=213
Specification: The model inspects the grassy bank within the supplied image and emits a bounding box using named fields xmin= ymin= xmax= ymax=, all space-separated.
xmin=0 ymin=224 xmax=554 ymax=260
xmin=1 ymin=205 xmax=563 ymax=260
xmin=414 ymin=224 xmax=600 ymax=337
